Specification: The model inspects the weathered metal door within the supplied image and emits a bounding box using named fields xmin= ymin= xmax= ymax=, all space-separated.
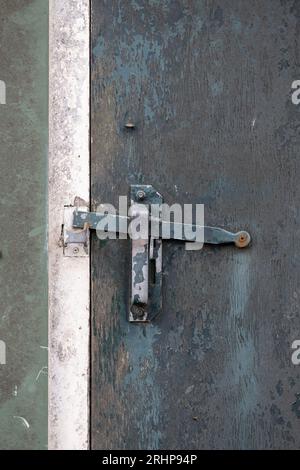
xmin=91 ymin=0 xmax=300 ymax=449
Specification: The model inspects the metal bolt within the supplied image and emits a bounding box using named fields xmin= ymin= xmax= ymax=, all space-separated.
xmin=73 ymin=247 xmax=79 ymax=255
xmin=136 ymin=190 xmax=146 ymax=201
xmin=131 ymin=303 xmax=146 ymax=320
xmin=125 ymin=121 xmax=135 ymax=129
xmin=235 ymin=231 xmax=251 ymax=248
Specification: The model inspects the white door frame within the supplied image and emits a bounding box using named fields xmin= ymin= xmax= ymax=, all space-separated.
xmin=48 ymin=0 xmax=90 ymax=450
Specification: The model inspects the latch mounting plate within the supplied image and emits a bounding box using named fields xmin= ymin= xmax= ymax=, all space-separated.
xmin=63 ymin=206 xmax=89 ymax=257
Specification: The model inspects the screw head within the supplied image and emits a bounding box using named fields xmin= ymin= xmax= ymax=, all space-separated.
xmin=73 ymin=246 xmax=80 ymax=255
xmin=235 ymin=231 xmax=251 ymax=248
xmin=131 ymin=303 xmax=147 ymax=320
xmin=136 ymin=190 xmax=146 ymax=201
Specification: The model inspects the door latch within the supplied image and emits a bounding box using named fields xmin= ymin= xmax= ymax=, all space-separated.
xmin=71 ymin=185 xmax=251 ymax=322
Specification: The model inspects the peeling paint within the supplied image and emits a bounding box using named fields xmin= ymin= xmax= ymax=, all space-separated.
xmin=91 ymin=0 xmax=300 ymax=449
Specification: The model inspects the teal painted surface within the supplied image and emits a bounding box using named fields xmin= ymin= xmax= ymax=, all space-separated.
xmin=91 ymin=0 xmax=300 ymax=449
xmin=0 ymin=0 xmax=48 ymax=449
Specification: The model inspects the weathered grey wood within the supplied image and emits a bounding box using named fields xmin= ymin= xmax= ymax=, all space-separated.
xmin=91 ymin=0 xmax=300 ymax=449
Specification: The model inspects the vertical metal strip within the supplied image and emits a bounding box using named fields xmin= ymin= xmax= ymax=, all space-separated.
xmin=129 ymin=185 xmax=163 ymax=322
xmin=48 ymin=0 xmax=90 ymax=450
xmin=129 ymin=201 xmax=150 ymax=322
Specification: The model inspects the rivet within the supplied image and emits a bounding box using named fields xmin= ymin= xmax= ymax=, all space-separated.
xmin=234 ymin=231 xmax=251 ymax=248
xmin=136 ymin=190 xmax=146 ymax=201
xmin=131 ymin=303 xmax=146 ymax=320
xmin=73 ymin=247 xmax=79 ymax=254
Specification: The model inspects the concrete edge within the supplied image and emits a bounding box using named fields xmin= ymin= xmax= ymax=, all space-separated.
xmin=48 ymin=0 xmax=90 ymax=450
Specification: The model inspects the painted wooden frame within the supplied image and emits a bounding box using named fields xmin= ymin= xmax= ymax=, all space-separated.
xmin=48 ymin=0 xmax=90 ymax=450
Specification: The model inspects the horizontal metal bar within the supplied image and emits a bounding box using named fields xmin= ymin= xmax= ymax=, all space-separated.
xmin=73 ymin=210 xmax=250 ymax=247
xmin=74 ymin=211 xmax=129 ymax=234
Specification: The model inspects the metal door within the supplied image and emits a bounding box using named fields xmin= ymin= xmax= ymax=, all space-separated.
xmin=91 ymin=0 xmax=300 ymax=449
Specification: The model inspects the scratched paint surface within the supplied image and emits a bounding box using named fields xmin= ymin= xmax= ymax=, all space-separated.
xmin=0 ymin=1 xmax=48 ymax=449
xmin=91 ymin=0 xmax=300 ymax=449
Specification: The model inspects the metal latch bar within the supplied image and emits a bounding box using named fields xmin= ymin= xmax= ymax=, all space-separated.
xmin=73 ymin=212 xmax=250 ymax=247
xmin=70 ymin=185 xmax=251 ymax=322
